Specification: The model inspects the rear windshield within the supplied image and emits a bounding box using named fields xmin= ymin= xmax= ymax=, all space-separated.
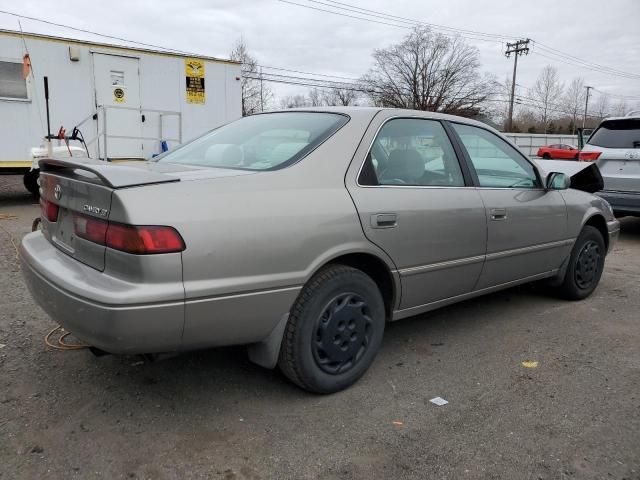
xmin=588 ymin=119 xmax=640 ymax=149
xmin=155 ymin=112 xmax=348 ymax=170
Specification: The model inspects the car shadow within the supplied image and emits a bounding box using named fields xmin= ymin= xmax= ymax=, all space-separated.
xmin=80 ymin=281 xmax=552 ymax=401
xmin=0 ymin=174 xmax=36 ymax=207
xmin=618 ymin=216 xmax=640 ymax=241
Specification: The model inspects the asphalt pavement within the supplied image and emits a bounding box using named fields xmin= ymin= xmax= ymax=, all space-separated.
xmin=1 ymin=174 xmax=639 ymax=480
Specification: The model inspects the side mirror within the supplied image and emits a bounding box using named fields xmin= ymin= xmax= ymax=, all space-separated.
xmin=546 ymin=172 xmax=571 ymax=190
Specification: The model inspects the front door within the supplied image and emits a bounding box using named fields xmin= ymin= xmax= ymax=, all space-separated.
xmin=92 ymin=53 xmax=143 ymax=159
xmin=450 ymin=122 xmax=569 ymax=289
xmin=347 ymin=115 xmax=487 ymax=311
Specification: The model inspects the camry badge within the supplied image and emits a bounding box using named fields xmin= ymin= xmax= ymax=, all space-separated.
xmin=83 ymin=204 xmax=109 ymax=217
xmin=53 ymin=184 xmax=62 ymax=200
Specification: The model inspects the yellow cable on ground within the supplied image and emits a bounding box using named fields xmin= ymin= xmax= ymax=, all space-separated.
xmin=44 ymin=325 xmax=89 ymax=350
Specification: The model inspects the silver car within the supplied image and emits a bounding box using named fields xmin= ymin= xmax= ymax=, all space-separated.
xmin=581 ymin=112 xmax=640 ymax=216
xmin=20 ymin=108 xmax=620 ymax=393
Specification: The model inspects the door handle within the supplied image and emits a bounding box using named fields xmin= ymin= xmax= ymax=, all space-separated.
xmin=490 ymin=208 xmax=507 ymax=221
xmin=371 ymin=213 xmax=397 ymax=228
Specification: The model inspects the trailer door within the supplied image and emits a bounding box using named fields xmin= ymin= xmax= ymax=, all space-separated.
xmin=92 ymin=53 xmax=143 ymax=160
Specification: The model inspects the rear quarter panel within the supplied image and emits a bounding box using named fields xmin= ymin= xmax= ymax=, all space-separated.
xmin=110 ymin=110 xmax=397 ymax=347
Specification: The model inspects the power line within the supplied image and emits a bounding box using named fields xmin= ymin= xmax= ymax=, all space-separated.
xmin=305 ymin=0 xmax=517 ymax=40
xmin=278 ymin=0 xmax=640 ymax=81
xmin=277 ymin=0 xmax=506 ymax=44
xmin=0 ymin=8 xmax=192 ymax=55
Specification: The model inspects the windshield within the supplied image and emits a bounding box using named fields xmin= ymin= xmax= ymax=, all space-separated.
xmin=588 ymin=119 xmax=640 ymax=149
xmin=155 ymin=112 xmax=349 ymax=170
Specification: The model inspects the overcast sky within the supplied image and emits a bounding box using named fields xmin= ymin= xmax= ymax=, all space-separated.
xmin=1 ymin=0 xmax=639 ymax=111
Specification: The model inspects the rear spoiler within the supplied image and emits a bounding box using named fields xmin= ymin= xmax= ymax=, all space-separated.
xmin=39 ymin=157 xmax=179 ymax=189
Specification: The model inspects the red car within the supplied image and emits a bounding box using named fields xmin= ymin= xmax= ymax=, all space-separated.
xmin=537 ymin=144 xmax=580 ymax=160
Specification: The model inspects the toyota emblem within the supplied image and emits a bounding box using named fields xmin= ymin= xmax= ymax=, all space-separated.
xmin=53 ymin=184 xmax=62 ymax=200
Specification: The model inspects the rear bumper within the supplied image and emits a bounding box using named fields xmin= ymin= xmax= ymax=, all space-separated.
xmin=20 ymin=232 xmax=184 ymax=354
xmin=597 ymin=190 xmax=640 ymax=217
xmin=20 ymin=231 xmax=300 ymax=355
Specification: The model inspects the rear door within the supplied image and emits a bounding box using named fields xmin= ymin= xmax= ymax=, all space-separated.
xmin=449 ymin=122 xmax=569 ymax=289
xmin=92 ymin=53 xmax=143 ymax=160
xmin=585 ymin=118 xmax=640 ymax=193
xmin=347 ymin=114 xmax=487 ymax=310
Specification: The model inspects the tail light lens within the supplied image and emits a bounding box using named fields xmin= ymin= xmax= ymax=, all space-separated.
xmin=578 ymin=151 xmax=602 ymax=162
xmin=105 ymin=224 xmax=185 ymax=254
xmin=73 ymin=214 xmax=185 ymax=254
xmin=40 ymin=199 xmax=59 ymax=222
xmin=74 ymin=214 xmax=108 ymax=244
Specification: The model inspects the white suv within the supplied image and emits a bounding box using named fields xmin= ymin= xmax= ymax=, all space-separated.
xmin=581 ymin=112 xmax=640 ymax=216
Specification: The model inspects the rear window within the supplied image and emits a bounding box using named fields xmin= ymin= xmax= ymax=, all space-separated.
xmin=588 ymin=119 xmax=640 ymax=149
xmin=155 ymin=112 xmax=348 ymax=170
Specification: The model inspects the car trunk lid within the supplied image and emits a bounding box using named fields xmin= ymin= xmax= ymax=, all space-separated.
xmin=38 ymin=158 xmax=184 ymax=271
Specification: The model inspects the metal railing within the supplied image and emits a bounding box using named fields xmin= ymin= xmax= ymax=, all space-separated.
xmin=74 ymin=105 xmax=182 ymax=160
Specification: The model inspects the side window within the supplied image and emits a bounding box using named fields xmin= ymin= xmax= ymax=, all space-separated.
xmin=359 ymin=118 xmax=465 ymax=187
xmin=452 ymin=123 xmax=541 ymax=189
xmin=0 ymin=60 xmax=28 ymax=100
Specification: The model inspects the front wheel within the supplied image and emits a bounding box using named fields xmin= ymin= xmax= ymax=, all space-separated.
xmin=278 ymin=265 xmax=386 ymax=393
xmin=542 ymin=153 xmax=551 ymax=159
xmin=557 ymin=226 xmax=605 ymax=300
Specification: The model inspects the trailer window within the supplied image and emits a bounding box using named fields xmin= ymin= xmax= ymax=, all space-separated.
xmin=0 ymin=61 xmax=28 ymax=100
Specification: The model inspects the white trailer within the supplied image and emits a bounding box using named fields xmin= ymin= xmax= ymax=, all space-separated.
xmin=0 ymin=29 xmax=242 ymax=193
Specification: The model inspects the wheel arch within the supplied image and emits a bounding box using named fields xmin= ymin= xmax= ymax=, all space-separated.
xmin=583 ymin=213 xmax=609 ymax=251
xmin=247 ymin=248 xmax=400 ymax=370
xmin=322 ymin=251 xmax=399 ymax=320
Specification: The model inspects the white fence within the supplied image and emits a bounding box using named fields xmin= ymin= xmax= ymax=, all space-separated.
xmin=503 ymin=133 xmax=579 ymax=158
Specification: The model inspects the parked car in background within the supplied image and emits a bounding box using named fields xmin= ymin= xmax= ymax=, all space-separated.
xmin=537 ymin=144 xmax=580 ymax=160
xmin=581 ymin=112 xmax=640 ymax=217
xmin=20 ymin=108 xmax=619 ymax=393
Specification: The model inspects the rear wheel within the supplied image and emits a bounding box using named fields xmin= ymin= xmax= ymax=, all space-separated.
xmin=278 ymin=265 xmax=385 ymax=393
xmin=557 ymin=226 xmax=605 ymax=300
xmin=23 ymin=169 xmax=39 ymax=197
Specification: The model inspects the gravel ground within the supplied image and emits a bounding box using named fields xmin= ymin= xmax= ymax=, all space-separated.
xmin=1 ymin=174 xmax=639 ymax=480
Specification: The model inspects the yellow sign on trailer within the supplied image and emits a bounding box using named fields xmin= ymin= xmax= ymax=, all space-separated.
xmin=185 ymin=58 xmax=205 ymax=104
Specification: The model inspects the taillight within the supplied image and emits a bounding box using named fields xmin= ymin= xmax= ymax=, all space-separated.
xmin=105 ymin=224 xmax=185 ymax=254
xmin=74 ymin=214 xmax=108 ymax=244
xmin=73 ymin=213 xmax=185 ymax=254
xmin=40 ymin=199 xmax=59 ymax=222
xmin=578 ymin=151 xmax=601 ymax=162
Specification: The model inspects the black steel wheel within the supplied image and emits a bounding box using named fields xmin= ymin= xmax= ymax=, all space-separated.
xmin=557 ymin=225 xmax=606 ymax=300
xmin=312 ymin=292 xmax=373 ymax=375
xmin=574 ymin=240 xmax=602 ymax=289
xmin=278 ymin=265 xmax=386 ymax=393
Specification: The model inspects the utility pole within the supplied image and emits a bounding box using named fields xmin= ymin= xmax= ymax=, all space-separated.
xmin=582 ymin=86 xmax=593 ymax=129
xmin=505 ymin=39 xmax=530 ymax=133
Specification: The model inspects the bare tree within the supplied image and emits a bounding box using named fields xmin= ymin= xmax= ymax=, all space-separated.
xmin=594 ymin=93 xmax=610 ymax=121
xmin=230 ymin=38 xmax=273 ymax=116
xmin=562 ymin=77 xmax=585 ymax=134
xmin=279 ymin=94 xmax=308 ymax=109
xmin=612 ymin=98 xmax=628 ymax=117
xmin=322 ymin=87 xmax=360 ymax=106
xmin=531 ymin=65 xmax=564 ymax=133
xmin=307 ymin=88 xmax=324 ymax=107
xmin=360 ymin=26 xmax=494 ymax=115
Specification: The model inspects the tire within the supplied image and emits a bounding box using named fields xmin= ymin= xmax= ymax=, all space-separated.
xmin=573 ymin=153 xmax=579 ymax=161
xmin=542 ymin=153 xmax=551 ymax=159
xmin=23 ymin=169 xmax=39 ymax=197
xmin=557 ymin=226 xmax=605 ymax=300
xmin=278 ymin=264 xmax=386 ymax=394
